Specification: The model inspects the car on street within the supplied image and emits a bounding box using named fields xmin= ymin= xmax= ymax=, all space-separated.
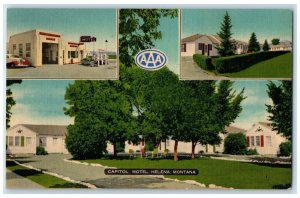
xmin=6 ymin=54 xmax=30 ymax=68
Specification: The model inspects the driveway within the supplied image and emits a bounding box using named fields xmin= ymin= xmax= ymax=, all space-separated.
xmin=10 ymin=154 xmax=205 ymax=189
xmin=180 ymin=57 xmax=227 ymax=80
xmin=6 ymin=169 xmax=44 ymax=189
xmin=7 ymin=60 xmax=117 ymax=79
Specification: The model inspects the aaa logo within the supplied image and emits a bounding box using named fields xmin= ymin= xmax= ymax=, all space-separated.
xmin=135 ymin=49 xmax=168 ymax=70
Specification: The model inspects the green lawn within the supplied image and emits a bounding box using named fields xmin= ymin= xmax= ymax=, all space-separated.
xmin=222 ymin=53 xmax=292 ymax=78
xmin=7 ymin=161 xmax=87 ymax=188
xmin=81 ymin=158 xmax=291 ymax=189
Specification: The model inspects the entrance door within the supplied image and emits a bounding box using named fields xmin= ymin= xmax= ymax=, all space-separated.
xmin=42 ymin=43 xmax=58 ymax=65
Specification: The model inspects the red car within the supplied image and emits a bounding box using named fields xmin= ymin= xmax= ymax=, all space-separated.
xmin=6 ymin=54 xmax=30 ymax=68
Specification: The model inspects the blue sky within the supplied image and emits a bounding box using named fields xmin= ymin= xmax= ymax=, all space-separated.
xmin=154 ymin=16 xmax=179 ymax=74
xmin=182 ymin=9 xmax=293 ymax=43
xmin=10 ymin=80 xmax=274 ymax=130
xmin=7 ymin=9 xmax=117 ymax=52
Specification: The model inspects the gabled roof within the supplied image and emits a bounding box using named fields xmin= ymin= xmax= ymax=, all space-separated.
xmin=258 ymin=122 xmax=273 ymax=130
xmin=20 ymin=124 xmax=68 ymax=136
xmin=181 ymin=34 xmax=204 ymax=42
xmin=224 ymin=125 xmax=247 ymax=134
xmin=181 ymin=34 xmax=248 ymax=45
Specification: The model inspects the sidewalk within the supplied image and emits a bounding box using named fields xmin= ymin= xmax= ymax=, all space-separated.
xmin=6 ymin=169 xmax=44 ymax=189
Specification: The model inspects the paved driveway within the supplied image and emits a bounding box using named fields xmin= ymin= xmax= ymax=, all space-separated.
xmin=11 ymin=154 xmax=205 ymax=189
xmin=6 ymin=169 xmax=44 ymax=189
xmin=7 ymin=60 xmax=117 ymax=79
xmin=180 ymin=57 xmax=227 ymax=80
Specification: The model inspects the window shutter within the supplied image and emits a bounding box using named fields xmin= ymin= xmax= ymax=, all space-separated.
xmin=246 ymin=136 xmax=250 ymax=147
xmin=6 ymin=136 xmax=8 ymax=145
xmin=21 ymin=136 xmax=25 ymax=147
xmin=260 ymin=135 xmax=264 ymax=147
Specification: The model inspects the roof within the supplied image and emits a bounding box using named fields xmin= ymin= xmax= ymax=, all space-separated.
xmin=181 ymin=34 xmax=248 ymax=45
xmin=181 ymin=34 xmax=204 ymax=42
xmin=21 ymin=124 xmax=68 ymax=136
xmin=258 ymin=122 xmax=273 ymax=129
xmin=224 ymin=125 xmax=247 ymax=134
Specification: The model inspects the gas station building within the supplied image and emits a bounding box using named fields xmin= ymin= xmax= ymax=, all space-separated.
xmin=7 ymin=29 xmax=87 ymax=66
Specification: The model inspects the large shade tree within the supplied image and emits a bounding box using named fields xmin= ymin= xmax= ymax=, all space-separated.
xmin=6 ymin=80 xmax=22 ymax=129
xmin=266 ymin=81 xmax=292 ymax=140
xmin=64 ymin=80 xmax=134 ymax=159
xmin=119 ymin=9 xmax=178 ymax=66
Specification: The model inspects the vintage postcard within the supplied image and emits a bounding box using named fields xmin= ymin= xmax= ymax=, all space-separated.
xmin=180 ymin=9 xmax=293 ymax=80
xmin=6 ymin=8 xmax=118 ymax=79
xmin=5 ymin=8 xmax=293 ymax=192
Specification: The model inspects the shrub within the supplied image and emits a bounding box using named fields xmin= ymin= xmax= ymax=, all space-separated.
xmin=246 ymin=148 xmax=258 ymax=155
xmin=213 ymin=51 xmax=289 ymax=73
xmin=36 ymin=146 xmax=48 ymax=155
xmin=153 ymin=148 xmax=158 ymax=157
xmin=144 ymin=143 xmax=155 ymax=152
xmin=279 ymin=141 xmax=292 ymax=156
xmin=128 ymin=149 xmax=134 ymax=154
xmin=193 ymin=54 xmax=214 ymax=70
xmin=163 ymin=149 xmax=169 ymax=158
xmin=65 ymin=125 xmax=107 ymax=160
xmin=224 ymin=133 xmax=247 ymax=155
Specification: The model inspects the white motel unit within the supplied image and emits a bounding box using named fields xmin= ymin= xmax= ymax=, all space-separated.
xmin=7 ymin=122 xmax=287 ymax=156
xmin=6 ymin=124 xmax=69 ymax=154
xmin=181 ymin=34 xmax=248 ymax=57
xmin=7 ymin=29 xmax=87 ymax=67
xmin=245 ymin=122 xmax=288 ymax=155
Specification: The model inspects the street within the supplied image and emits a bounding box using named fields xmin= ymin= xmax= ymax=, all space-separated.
xmin=7 ymin=60 xmax=117 ymax=79
xmin=9 ymin=154 xmax=205 ymax=189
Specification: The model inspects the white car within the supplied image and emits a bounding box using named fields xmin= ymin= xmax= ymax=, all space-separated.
xmin=6 ymin=54 xmax=30 ymax=68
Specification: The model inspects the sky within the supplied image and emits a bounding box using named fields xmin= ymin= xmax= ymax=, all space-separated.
xmin=182 ymin=9 xmax=293 ymax=44
xmin=154 ymin=15 xmax=179 ymax=74
xmin=9 ymin=80 xmax=275 ymax=130
xmin=7 ymin=9 xmax=117 ymax=52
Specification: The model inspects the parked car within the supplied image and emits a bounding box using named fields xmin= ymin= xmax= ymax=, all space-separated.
xmin=6 ymin=54 xmax=30 ymax=68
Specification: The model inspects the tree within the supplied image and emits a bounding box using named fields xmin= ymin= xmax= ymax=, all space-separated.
xmin=215 ymin=11 xmax=234 ymax=56
xmin=266 ymin=81 xmax=292 ymax=140
xmin=248 ymin=32 xmax=260 ymax=52
xmin=224 ymin=133 xmax=247 ymax=155
xmin=271 ymin=38 xmax=280 ymax=45
xmin=119 ymin=9 xmax=178 ymax=66
xmin=263 ymin=39 xmax=270 ymax=51
xmin=6 ymin=80 xmax=22 ymax=129
xmin=64 ymin=80 xmax=134 ymax=159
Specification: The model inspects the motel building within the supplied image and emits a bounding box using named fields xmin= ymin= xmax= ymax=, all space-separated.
xmin=7 ymin=29 xmax=87 ymax=67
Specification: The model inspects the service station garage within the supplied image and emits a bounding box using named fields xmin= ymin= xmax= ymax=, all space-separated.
xmin=7 ymin=29 xmax=86 ymax=67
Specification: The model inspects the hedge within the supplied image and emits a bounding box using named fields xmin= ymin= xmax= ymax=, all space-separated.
xmin=193 ymin=54 xmax=214 ymax=70
xmin=213 ymin=51 xmax=289 ymax=73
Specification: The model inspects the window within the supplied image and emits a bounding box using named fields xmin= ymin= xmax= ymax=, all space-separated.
xmin=255 ymin=136 xmax=260 ymax=146
xmin=9 ymin=136 xmax=13 ymax=146
xmin=250 ymin=136 xmax=255 ymax=146
xmin=25 ymin=43 xmax=31 ymax=57
xmin=266 ymin=136 xmax=272 ymax=147
xmin=18 ymin=44 xmax=23 ymax=57
xmin=208 ymin=44 xmax=212 ymax=51
xmin=53 ymin=137 xmax=58 ymax=144
xmin=181 ymin=43 xmax=186 ymax=52
xmin=204 ymin=45 xmax=208 ymax=53
xmin=69 ymin=51 xmax=78 ymax=58
xmin=39 ymin=137 xmax=47 ymax=147
xmin=15 ymin=136 xmax=20 ymax=146
xmin=26 ymin=137 xmax=32 ymax=146
xmin=198 ymin=43 xmax=204 ymax=50
xmin=12 ymin=44 xmax=16 ymax=54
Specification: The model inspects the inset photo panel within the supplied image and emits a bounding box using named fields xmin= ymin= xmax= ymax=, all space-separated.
xmin=180 ymin=9 xmax=293 ymax=80
xmin=6 ymin=8 xmax=118 ymax=79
